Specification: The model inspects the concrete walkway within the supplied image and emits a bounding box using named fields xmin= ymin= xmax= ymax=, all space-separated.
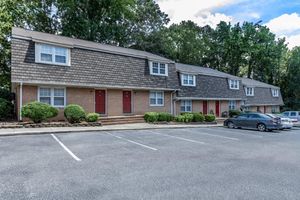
xmin=0 ymin=123 xmax=223 ymax=137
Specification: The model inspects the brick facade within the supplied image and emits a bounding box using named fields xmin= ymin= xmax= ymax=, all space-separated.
xmin=14 ymin=85 xmax=173 ymax=121
xmin=134 ymin=91 xmax=172 ymax=115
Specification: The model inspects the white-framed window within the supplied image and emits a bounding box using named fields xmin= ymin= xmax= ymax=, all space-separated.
xmin=229 ymin=100 xmax=236 ymax=110
xmin=181 ymin=74 xmax=196 ymax=86
xmin=35 ymin=43 xmax=70 ymax=66
xmin=149 ymin=91 xmax=164 ymax=106
xmin=180 ymin=100 xmax=192 ymax=112
xmin=149 ymin=61 xmax=168 ymax=76
xmin=229 ymin=79 xmax=239 ymax=89
xmin=38 ymin=87 xmax=66 ymax=107
xmin=271 ymin=89 xmax=279 ymax=97
xmin=245 ymin=87 xmax=254 ymax=96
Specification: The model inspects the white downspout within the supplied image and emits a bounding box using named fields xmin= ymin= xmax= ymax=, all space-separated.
xmin=171 ymin=90 xmax=177 ymax=116
xmin=19 ymin=82 xmax=23 ymax=121
xmin=170 ymin=92 xmax=173 ymax=115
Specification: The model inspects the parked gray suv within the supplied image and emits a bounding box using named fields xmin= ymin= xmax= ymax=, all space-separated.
xmin=282 ymin=111 xmax=300 ymax=122
xmin=224 ymin=113 xmax=282 ymax=132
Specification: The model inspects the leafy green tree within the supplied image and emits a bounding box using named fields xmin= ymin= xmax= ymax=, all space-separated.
xmin=0 ymin=0 xmax=27 ymax=89
xmin=128 ymin=0 xmax=169 ymax=48
xmin=284 ymin=47 xmax=300 ymax=109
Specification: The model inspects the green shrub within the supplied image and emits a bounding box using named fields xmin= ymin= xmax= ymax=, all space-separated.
xmin=21 ymin=101 xmax=58 ymax=123
xmin=175 ymin=115 xmax=185 ymax=122
xmin=0 ymin=88 xmax=13 ymax=101
xmin=184 ymin=113 xmax=194 ymax=122
xmin=176 ymin=113 xmax=194 ymax=123
xmin=144 ymin=112 xmax=159 ymax=123
xmin=229 ymin=110 xmax=241 ymax=117
xmin=192 ymin=112 xmax=205 ymax=122
xmin=64 ymin=104 xmax=86 ymax=123
xmin=158 ymin=112 xmax=173 ymax=122
xmin=86 ymin=113 xmax=99 ymax=122
xmin=0 ymin=98 xmax=13 ymax=120
xmin=204 ymin=114 xmax=216 ymax=122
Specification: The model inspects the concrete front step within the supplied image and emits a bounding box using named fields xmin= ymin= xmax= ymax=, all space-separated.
xmin=100 ymin=115 xmax=145 ymax=125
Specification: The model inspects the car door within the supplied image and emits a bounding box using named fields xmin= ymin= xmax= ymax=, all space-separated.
xmin=234 ymin=114 xmax=249 ymax=127
xmin=290 ymin=112 xmax=297 ymax=120
xmin=247 ymin=114 xmax=260 ymax=128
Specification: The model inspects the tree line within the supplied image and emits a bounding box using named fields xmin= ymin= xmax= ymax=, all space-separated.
xmin=0 ymin=0 xmax=299 ymax=110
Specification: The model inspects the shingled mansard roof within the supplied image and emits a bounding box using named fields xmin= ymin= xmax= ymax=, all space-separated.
xmin=176 ymin=63 xmax=240 ymax=80
xmin=241 ymin=77 xmax=279 ymax=89
xmin=175 ymin=63 xmax=246 ymax=100
xmin=241 ymin=78 xmax=284 ymax=106
xmin=12 ymin=27 xmax=173 ymax=63
xmin=11 ymin=27 xmax=178 ymax=90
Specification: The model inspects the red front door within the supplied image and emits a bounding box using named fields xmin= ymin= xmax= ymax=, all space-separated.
xmin=203 ymin=100 xmax=208 ymax=115
xmin=95 ymin=90 xmax=106 ymax=114
xmin=123 ymin=91 xmax=132 ymax=113
xmin=215 ymin=101 xmax=220 ymax=117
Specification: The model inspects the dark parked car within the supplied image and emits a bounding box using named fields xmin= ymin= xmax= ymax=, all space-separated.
xmin=224 ymin=113 xmax=281 ymax=132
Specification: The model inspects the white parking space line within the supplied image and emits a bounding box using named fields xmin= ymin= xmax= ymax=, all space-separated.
xmin=145 ymin=130 xmax=206 ymax=145
xmin=105 ymin=132 xmax=158 ymax=151
xmin=51 ymin=134 xmax=82 ymax=162
xmin=185 ymin=129 xmax=239 ymax=141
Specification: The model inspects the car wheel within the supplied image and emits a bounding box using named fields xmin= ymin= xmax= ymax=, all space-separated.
xmin=257 ymin=123 xmax=266 ymax=132
xmin=227 ymin=121 xmax=235 ymax=129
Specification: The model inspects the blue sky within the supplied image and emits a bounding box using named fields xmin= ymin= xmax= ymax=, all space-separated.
xmin=216 ymin=0 xmax=300 ymax=23
xmin=156 ymin=0 xmax=300 ymax=48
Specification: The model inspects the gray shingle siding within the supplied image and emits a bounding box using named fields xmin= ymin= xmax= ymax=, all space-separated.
xmin=177 ymin=74 xmax=246 ymax=100
xmin=243 ymin=86 xmax=284 ymax=106
xmin=11 ymin=38 xmax=179 ymax=90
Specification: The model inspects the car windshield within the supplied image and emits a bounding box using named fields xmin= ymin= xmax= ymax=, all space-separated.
xmin=282 ymin=112 xmax=289 ymax=116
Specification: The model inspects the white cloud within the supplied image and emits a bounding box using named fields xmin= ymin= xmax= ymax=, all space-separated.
xmin=266 ymin=13 xmax=300 ymax=36
xmin=284 ymin=34 xmax=300 ymax=49
xmin=156 ymin=0 xmax=235 ymax=27
xmin=266 ymin=13 xmax=300 ymax=48
xmin=249 ymin=12 xmax=260 ymax=19
xmin=196 ymin=12 xmax=233 ymax=28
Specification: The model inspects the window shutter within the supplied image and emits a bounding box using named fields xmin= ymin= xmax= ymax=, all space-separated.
xmin=165 ymin=64 xmax=168 ymax=76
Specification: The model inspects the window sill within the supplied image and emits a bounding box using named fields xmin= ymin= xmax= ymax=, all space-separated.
xmin=150 ymin=73 xmax=168 ymax=77
xmin=35 ymin=61 xmax=70 ymax=67
xmin=150 ymin=104 xmax=164 ymax=107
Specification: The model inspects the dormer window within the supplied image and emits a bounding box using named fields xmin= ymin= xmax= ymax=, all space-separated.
xmin=229 ymin=79 xmax=239 ymax=89
xmin=149 ymin=61 xmax=168 ymax=76
xmin=245 ymin=87 xmax=254 ymax=96
xmin=181 ymin=74 xmax=196 ymax=86
xmin=35 ymin=43 xmax=70 ymax=66
xmin=271 ymin=89 xmax=279 ymax=97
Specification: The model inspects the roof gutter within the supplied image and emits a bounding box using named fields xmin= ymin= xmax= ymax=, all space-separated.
xmin=12 ymin=80 xmax=178 ymax=91
xmin=175 ymin=97 xmax=245 ymax=101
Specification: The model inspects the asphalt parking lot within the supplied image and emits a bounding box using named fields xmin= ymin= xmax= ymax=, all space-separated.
xmin=1 ymin=127 xmax=300 ymax=200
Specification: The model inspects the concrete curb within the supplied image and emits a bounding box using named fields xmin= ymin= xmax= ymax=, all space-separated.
xmin=0 ymin=124 xmax=223 ymax=137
